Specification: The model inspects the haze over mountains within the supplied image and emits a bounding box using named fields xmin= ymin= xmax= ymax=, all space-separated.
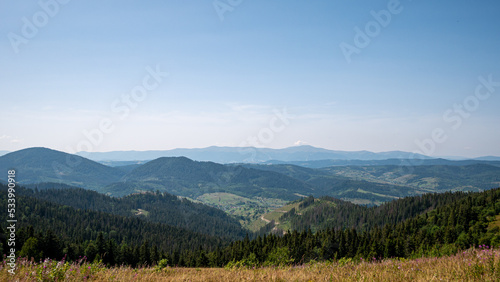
xmin=76 ymin=145 xmax=433 ymax=163
xmin=74 ymin=146 xmax=500 ymax=164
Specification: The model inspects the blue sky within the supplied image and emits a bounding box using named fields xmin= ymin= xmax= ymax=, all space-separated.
xmin=1 ymin=0 xmax=499 ymax=157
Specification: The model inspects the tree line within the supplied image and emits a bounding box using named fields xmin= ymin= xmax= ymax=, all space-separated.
xmin=23 ymin=183 xmax=246 ymax=240
xmin=0 ymin=183 xmax=228 ymax=267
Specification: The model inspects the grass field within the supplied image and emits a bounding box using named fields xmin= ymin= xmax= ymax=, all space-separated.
xmin=3 ymin=247 xmax=500 ymax=281
xmin=196 ymin=192 xmax=287 ymax=230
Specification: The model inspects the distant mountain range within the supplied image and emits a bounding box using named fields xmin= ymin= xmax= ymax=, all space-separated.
xmin=474 ymin=156 xmax=500 ymax=161
xmin=76 ymin=145 xmax=433 ymax=163
xmin=4 ymin=146 xmax=499 ymax=163
xmin=1 ymin=147 xmax=500 ymax=206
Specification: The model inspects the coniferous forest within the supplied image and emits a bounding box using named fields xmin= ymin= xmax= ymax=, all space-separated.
xmin=2 ymin=183 xmax=500 ymax=268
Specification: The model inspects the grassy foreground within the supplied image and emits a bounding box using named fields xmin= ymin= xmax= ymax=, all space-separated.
xmin=2 ymin=247 xmax=500 ymax=281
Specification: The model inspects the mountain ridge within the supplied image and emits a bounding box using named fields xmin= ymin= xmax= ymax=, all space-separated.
xmin=75 ymin=145 xmax=433 ymax=163
xmin=114 ymin=156 xmax=316 ymax=200
xmin=2 ymin=147 xmax=499 ymax=206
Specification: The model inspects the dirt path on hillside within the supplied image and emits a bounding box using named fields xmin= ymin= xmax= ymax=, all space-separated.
xmin=260 ymin=215 xmax=271 ymax=223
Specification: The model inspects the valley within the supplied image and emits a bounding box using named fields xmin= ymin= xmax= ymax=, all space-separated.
xmin=195 ymin=192 xmax=287 ymax=230
xmin=3 ymin=147 xmax=499 ymax=208
xmin=2 ymin=147 xmax=500 ymax=233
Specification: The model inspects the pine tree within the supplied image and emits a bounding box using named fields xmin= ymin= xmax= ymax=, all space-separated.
xmin=19 ymin=237 xmax=42 ymax=261
xmin=139 ymin=241 xmax=151 ymax=266
xmin=84 ymin=241 xmax=98 ymax=262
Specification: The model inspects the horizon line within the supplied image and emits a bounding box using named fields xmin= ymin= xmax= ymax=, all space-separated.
xmin=2 ymin=146 xmax=500 ymax=159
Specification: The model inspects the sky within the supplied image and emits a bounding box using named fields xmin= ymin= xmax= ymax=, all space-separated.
xmin=1 ymin=0 xmax=499 ymax=158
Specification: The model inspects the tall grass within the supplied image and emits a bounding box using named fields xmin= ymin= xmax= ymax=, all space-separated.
xmin=2 ymin=247 xmax=500 ymax=281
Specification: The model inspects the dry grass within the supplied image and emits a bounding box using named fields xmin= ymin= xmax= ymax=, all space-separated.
xmin=2 ymin=247 xmax=500 ymax=281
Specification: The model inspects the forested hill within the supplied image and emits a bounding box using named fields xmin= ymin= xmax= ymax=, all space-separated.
xmin=110 ymin=156 xmax=315 ymax=200
xmin=220 ymin=187 xmax=500 ymax=267
xmin=243 ymin=163 xmax=500 ymax=205
xmin=0 ymin=147 xmax=125 ymax=189
xmin=266 ymin=191 xmax=473 ymax=234
xmin=0 ymin=183 xmax=228 ymax=267
xmin=2 ymin=148 xmax=499 ymax=207
xmin=21 ymin=183 xmax=246 ymax=240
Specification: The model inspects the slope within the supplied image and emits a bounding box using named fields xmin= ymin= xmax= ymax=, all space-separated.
xmin=105 ymin=157 xmax=315 ymax=200
xmin=242 ymin=163 xmax=416 ymax=205
xmin=0 ymin=147 xmax=125 ymax=190
xmin=221 ymin=187 xmax=500 ymax=266
xmin=260 ymin=191 xmax=472 ymax=234
xmin=325 ymin=164 xmax=500 ymax=193
xmin=0 ymin=184 xmax=228 ymax=265
xmin=23 ymin=182 xmax=246 ymax=240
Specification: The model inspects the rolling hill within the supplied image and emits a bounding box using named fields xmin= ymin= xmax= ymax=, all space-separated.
xmin=241 ymin=163 xmax=416 ymax=205
xmin=256 ymin=191 xmax=473 ymax=234
xmin=107 ymin=156 xmax=315 ymax=200
xmin=2 ymin=147 xmax=499 ymax=208
xmin=241 ymin=163 xmax=500 ymax=205
xmin=0 ymin=147 xmax=125 ymax=189
xmin=325 ymin=164 xmax=500 ymax=193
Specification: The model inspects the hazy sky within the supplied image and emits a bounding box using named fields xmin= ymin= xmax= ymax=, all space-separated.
xmin=1 ymin=0 xmax=499 ymax=158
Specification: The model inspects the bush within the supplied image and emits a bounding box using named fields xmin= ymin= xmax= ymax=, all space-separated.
xmin=224 ymin=253 xmax=259 ymax=269
xmin=264 ymin=247 xmax=294 ymax=267
xmin=155 ymin=259 xmax=169 ymax=271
